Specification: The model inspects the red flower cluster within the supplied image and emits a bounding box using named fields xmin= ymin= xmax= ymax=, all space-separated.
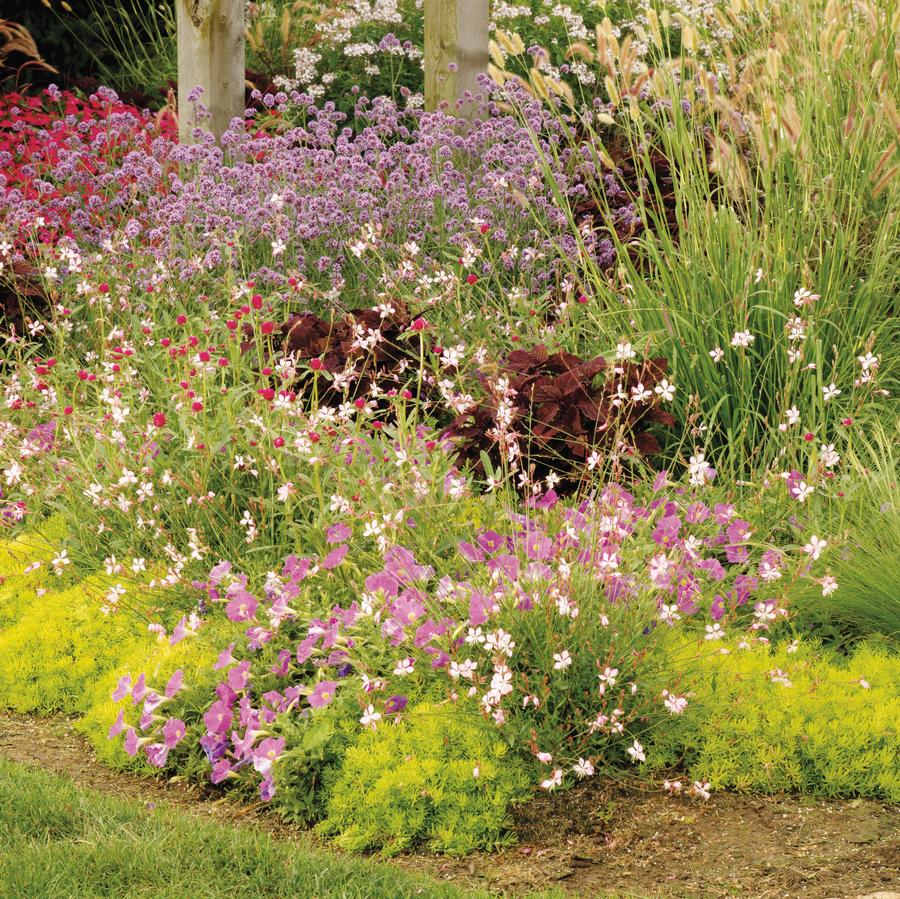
xmin=0 ymin=87 xmax=176 ymax=241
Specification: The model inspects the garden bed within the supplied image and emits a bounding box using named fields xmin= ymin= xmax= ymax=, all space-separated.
xmin=2 ymin=710 xmax=897 ymax=899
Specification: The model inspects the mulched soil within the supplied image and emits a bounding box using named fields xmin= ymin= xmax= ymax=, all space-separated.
xmin=1 ymin=710 xmax=897 ymax=898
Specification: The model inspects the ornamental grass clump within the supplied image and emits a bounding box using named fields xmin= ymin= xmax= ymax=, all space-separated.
xmin=492 ymin=0 xmax=899 ymax=476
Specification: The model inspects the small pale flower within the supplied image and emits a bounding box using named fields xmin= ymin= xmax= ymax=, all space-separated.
xmin=654 ymin=379 xmax=676 ymax=402
xmin=360 ymin=704 xmax=381 ymax=729
xmin=573 ymin=758 xmax=595 ymax=778
xmin=803 ymin=535 xmax=827 ymax=560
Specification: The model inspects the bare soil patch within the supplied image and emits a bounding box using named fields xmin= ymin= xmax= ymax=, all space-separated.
xmin=1 ymin=710 xmax=897 ymax=898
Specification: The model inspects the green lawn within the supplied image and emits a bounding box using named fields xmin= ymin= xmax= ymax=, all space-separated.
xmin=0 ymin=758 xmax=507 ymax=899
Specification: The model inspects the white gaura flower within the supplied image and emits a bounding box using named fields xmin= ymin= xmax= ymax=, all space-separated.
xmin=654 ymin=379 xmax=676 ymax=401
xmin=552 ymin=650 xmax=572 ymax=671
xmin=540 ymin=768 xmax=563 ymax=790
xmin=803 ymin=535 xmax=827 ymax=560
xmin=822 ymin=382 xmax=841 ymax=402
xmin=820 ymin=575 xmax=838 ymax=596
xmin=627 ymin=740 xmax=646 ymax=763
xmin=709 ymin=346 xmax=724 ymax=363
xmin=730 ymin=330 xmax=754 ymax=348
xmin=359 ymin=704 xmax=381 ymax=729
xmin=573 ymin=758 xmax=595 ymax=778
xmin=631 ymin=382 xmax=652 ymax=403
xmin=819 ymin=444 xmax=840 ymax=467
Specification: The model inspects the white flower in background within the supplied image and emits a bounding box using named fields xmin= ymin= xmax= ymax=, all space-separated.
xmin=627 ymin=740 xmax=646 ymax=763
xmin=819 ymin=444 xmax=840 ymax=467
xmin=803 ymin=535 xmax=827 ymax=560
xmin=654 ymin=379 xmax=676 ymax=401
xmin=573 ymin=758 xmax=595 ymax=778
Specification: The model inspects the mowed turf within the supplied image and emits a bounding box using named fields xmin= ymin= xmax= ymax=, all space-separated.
xmin=0 ymin=758 xmax=504 ymax=899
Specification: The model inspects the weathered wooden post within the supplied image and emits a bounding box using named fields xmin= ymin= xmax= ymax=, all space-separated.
xmin=176 ymin=0 xmax=245 ymax=141
xmin=424 ymin=0 xmax=489 ymax=115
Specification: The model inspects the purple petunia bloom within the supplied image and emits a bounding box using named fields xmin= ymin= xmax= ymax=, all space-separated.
xmin=322 ymin=544 xmax=349 ymax=569
xmin=384 ymin=695 xmax=408 ymax=715
xmin=107 ymin=708 xmax=125 ymax=740
xmin=162 ymin=718 xmax=186 ymax=749
xmin=130 ymin=673 xmax=147 ymax=705
xmin=325 ymin=522 xmax=351 ymax=544
xmin=210 ymin=758 xmax=233 ymax=784
xmin=164 ymin=669 xmax=184 ymax=699
xmin=111 ymin=673 xmax=132 ymax=703
xmin=468 ymin=590 xmax=495 ymax=626
xmin=307 ymin=680 xmax=338 ymax=708
xmin=208 ymin=560 xmax=232 ymax=586
xmin=145 ymin=742 xmax=170 ymax=768
xmin=225 ymin=590 xmax=259 ymax=622
xmin=25 ymin=420 xmax=56 ymax=452
xmin=259 ymin=773 xmax=276 ymax=801
xmin=252 ymin=737 xmax=285 ymax=774
xmin=204 ymin=700 xmax=233 ymax=736
xmin=123 ymin=727 xmax=141 ymax=757
xmin=213 ymin=643 xmax=236 ymax=671
xmin=710 ymin=595 xmax=726 ymax=621
xmin=227 ymin=660 xmax=251 ymax=692
xmin=476 ymin=530 xmax=506 ymax=554
xmin=457 ymin=541 xmax=485 ymax=563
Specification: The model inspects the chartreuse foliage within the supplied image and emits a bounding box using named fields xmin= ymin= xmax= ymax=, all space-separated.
xmin=0 ymin=573 xmax=147 ymax=714
xmin=0 ymin=758 xmax=494 ymax=899
xmin=319 ymin=702 xmax=531 ymax=856
xmin=0 ymin=516 xmax=68 ymax=628
xmin=648 ymin=640 xmax=900 ymax=801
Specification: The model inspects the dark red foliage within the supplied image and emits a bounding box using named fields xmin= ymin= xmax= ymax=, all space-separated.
xmin=574 ymin=134 xmax=679 ymax=269
xmin=446 ymin=344 xmax=674 ymax=491
xmin=0 ymin=259 xmax=46 ymax=335
xmin=245 ymin=302 xmax=435 ymax=414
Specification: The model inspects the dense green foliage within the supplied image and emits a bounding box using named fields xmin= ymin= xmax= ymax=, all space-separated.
xmin=319 ymin=702 xmax=531 ymax=855
xmin=648 ymin=640 xmax=900 ymax=801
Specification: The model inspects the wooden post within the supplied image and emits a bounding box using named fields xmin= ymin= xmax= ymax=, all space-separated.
xmin=424 ymin=0 xmax=489 ymax=115
xmin=176 ymin=0 xmax=245 ymax=141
